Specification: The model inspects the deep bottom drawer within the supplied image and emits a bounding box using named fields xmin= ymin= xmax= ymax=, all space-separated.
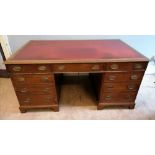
xmin=15 ymin=84 xmax=55 ymax=95
xmin=17 ymin=94 xmax=57 ymax=106
xmin=97 ymin=102 xmax=135 ymax=110
xmin=101 ymin=92 xmax=137 ymax=103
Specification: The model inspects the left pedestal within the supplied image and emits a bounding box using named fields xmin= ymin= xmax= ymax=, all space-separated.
xmin=6 ymin=64 xmax=59 ymax=113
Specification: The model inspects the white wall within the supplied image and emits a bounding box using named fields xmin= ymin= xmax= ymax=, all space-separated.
xmin=0 ymin=53 xmax=5 ymax=69
xmin=8 ymin=35 xmax=155 ymax=58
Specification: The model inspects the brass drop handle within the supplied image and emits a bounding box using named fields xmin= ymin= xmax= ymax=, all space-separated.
xmin=107 ymin=85 xmax=114 ymax=88
xmin=109 ymin=75 xmax=116 ymax=81
xmin=23 ymin=98 xmax=31 ymax=103
xmin=54 ymin=98 xmax=57 ymax=102
xmin=17 ymin=77 xmax=25 ymax=82
xmin=125 ymin=95 xmax=131 ymax=99
xmin=128 ymin=85 xmax=135 ymax=90
xmin=134 ymin=64 xmax=142 ymax=69
xmin=43 ymin=88 xmax=50 ymax=92
xmin=110 ymin=64 xmax=119 ymax=70
xmin=42 ymin=77 xmax=49 ymax=82
xmin=131 ymin=75 xmax=138 ymax=80
xmin=105 ymin=95 xmax=112 ymax=100
xmin=92 ymin=64 xmax=100 ymax=70
xmin=20 ymin=88 xmax=28 ymax=93
xmin=38 ymin=65 xmax=47 ymax=71
xmin=44 ymin=96 xmax=52 ymax=102
xmin=12 ymin=66 xmax=22 ymax=72
xmin=58 ymin=65 xmax=65 ymax=70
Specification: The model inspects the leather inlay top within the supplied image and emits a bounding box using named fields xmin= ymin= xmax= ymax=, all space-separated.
xmin=7 ymin=40 xmax=148 ymax=63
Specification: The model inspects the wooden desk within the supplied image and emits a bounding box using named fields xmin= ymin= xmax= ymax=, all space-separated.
xmin=5 ymin=40 xmax=149 ymax=113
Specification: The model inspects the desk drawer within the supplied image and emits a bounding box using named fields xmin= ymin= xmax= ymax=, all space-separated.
xmin=106 ymin=62 xmax=148 ymax=71
xmin=104 ymin=72 xmax=144 ymax=82
xmin=101 ymin=92 xmax=137 ymax=103
xmin=7 ymin=64 xmax=51 ymax=73
xmin=52 ymin=63 xmax=105 ymax=72
xmin=17 ymin=94 xmax=57 ymax=106
xmin=102 ymin=82 xmax=140 ymax=92
xmin=14 ymin=84 xmax=55 ymax=95
xmin=132 ymin=62 xmax=148 ymax=70
xmin=11 ymin=74 xmax=54 ymax=85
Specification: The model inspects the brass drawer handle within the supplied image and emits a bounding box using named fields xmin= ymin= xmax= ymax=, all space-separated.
xmin=44 ymin=96 xmax=52 ymax=102
xmin=58 ymin=65 xmax=65 ymax=70
xmin=38 ymin=65 xmax=47 ymax=71
xmin=128 ymin=85 xmax=135 ymax=90
xmin=12 ymin=66 xmax=22 ymax=72
xmin=42 ymin=77 xmax=49 ymax=82
xmin=23 ymin=98 xmax=31 ymax=103
xmin=54 ymin=98 xmax=57 ymax=102
xmin=131 ymin=75 xmax=138 ymax=80
xmin=134 ymin=64 xmax=142 ymax=69
xmin=20 ymin=88 xmax=28 ymax=93
xmin=125 ymin=95 xmax=131 ymax=99
xmin=17 ymin=77 xmax=25 ymax=82
xmin=109 ymin=75 xmax=116 ymax=81
xmin=105 ymin=95 xmax=112 ymax=100
xmin=110 ymin=64 xmax=119 ymax=70
xmin=92 ymin=65 xmax=100 ymax=70
xmin=43 ymin=88 xmax=50 ymax=92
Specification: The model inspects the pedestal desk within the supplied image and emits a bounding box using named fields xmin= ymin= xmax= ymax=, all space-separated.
xmin=5 ymin=40 xmax=149 ymax=113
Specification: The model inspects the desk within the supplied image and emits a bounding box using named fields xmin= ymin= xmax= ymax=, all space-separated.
xmin=5 ymin=40 xmax=149 ymax=113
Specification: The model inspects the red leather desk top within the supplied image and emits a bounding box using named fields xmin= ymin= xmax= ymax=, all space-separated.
xmin=6 ymin=40 xmax=148 ymax=64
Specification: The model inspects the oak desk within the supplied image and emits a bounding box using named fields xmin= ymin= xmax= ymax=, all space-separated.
xmin=5 ymin=40 xmax=149 ymax=113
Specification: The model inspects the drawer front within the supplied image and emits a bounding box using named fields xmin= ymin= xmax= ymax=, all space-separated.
xmin=14 ymin=84 xmax=55 ymax=95
xmin=17 ymin=94 xmax=57 ymax=106
xmin=8 ymin=65 xmax=51 ymax=73
xmin=104 ymin=72 xmax=144 ymax=82
xmin=11 ymin=74 xmax=54 ymax=85
xmin=101 ymin=92 xmax=137 ymax=103
xmin=106 ymin=62 xmax=148 ymax=71
xmin=102 ymin=82 xmax=140 ymax=92
xmin=132 ymin=62 xmax=148 ymax=70
xmin=107 ymin=63 xmax=131 ymax=71
xmin=52 ymin=63 xmax=105 ymax=72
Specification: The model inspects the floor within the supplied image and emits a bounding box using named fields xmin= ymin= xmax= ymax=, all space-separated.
xmin=0 ymin=63 xmax=155 ymax=120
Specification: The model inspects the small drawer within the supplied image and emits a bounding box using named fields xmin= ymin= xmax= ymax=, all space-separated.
xmin=106 ymin=63 xmax=132 ymax=71
xmin=15 ymin=84 xmax=55 ymax=95
xmin=17 ymin=94 xmax=57 ymax=106
xmin=52 ymin=63 xmax=105 ymax=72
xmin=102 ymin=82 xmax=140 ymax=92
xmin=106 ymin=62 xmax=148 ymax=71
xmin=27 ymin=75 xmax=54 ymax=84
xmin=104 ymin=72 xmax=144 ymax=82
xmin=132 ymin=62 xmax=148 ymax=70
xmin=129 ymin=72 xmax=144 ymax=81
xmin=11 ymin=74 xmax=54 ymax=85
xmin=11 ymin=75 xmax=27 ymax=85
xmin=7 ymin=64 xmax=51 ymax=73
xmin=101 ymin=92 xmax=137 ymax=103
